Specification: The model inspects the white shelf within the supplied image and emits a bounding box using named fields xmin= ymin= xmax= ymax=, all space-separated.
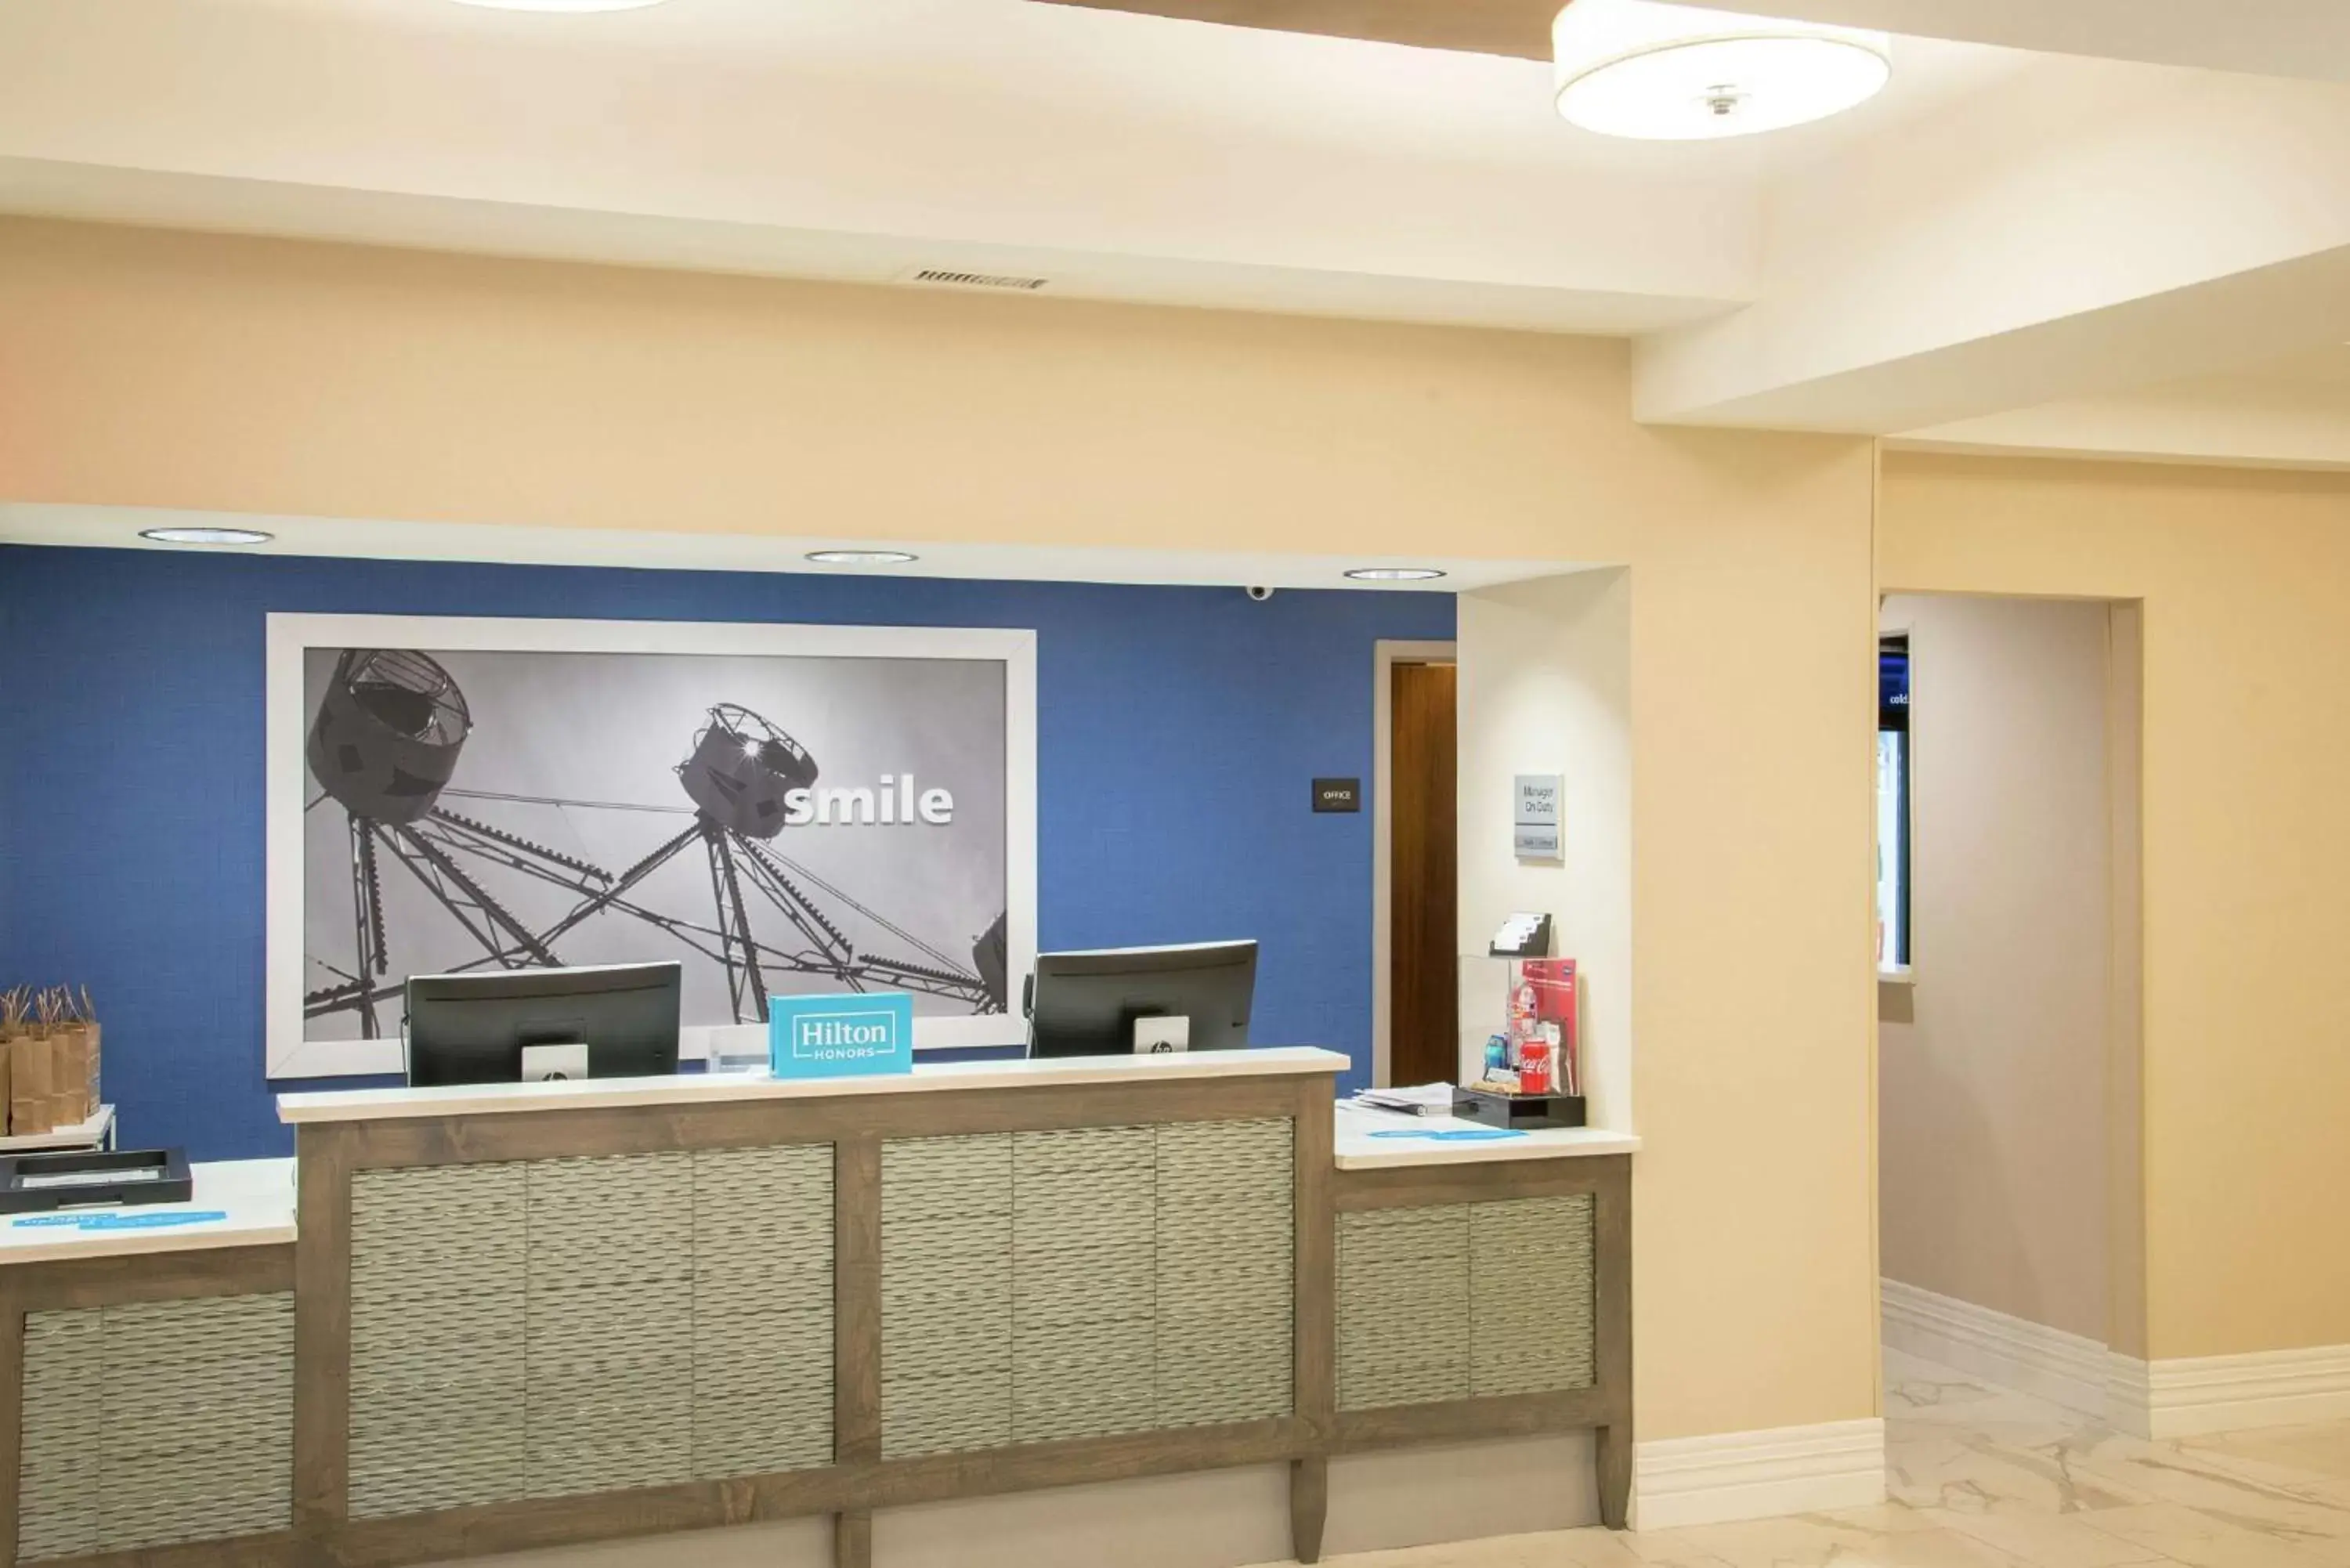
xmin=0 ymin=1104 xmax=114 ymax=1154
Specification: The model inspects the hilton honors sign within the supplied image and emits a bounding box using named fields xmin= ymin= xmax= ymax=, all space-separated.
xmin=768 ymin=992 xmax=916 ymax=1079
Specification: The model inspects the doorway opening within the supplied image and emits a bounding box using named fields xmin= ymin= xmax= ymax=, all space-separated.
xmin=1375 ymin=640 xmax=1458 ymax=1088
xmin=1875 ymin=592 xmax=2145 ymax=1436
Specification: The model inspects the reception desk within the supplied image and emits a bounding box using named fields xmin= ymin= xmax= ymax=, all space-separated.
xmin=0 ymin=1050 xmax=1632 ymax=1568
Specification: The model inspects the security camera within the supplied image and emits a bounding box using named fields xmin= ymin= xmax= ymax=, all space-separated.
xmin=1246 ymin=586 xmax=1276 ymax=602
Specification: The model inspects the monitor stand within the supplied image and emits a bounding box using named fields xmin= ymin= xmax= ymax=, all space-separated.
xmin=1131 ymin=1017 xmax=1191 ymax=1055
xmin=520 ymin=1042 xmax=589 ymax=1082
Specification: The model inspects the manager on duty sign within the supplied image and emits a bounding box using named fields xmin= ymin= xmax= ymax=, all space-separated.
xmin=1514 ymin=774 xmax=1564 ymax=862
xmin=768 ymin=992 xmax=916 ymax=1079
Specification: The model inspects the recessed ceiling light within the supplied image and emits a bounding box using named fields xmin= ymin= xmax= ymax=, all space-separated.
xmin=1553 ymin=0 xmax=1891 ymax=141
xmin=139 ymin=526 xmax=275 ymax=547
xmin=447 ymin=0 xmax=667 ymax=12
xmin=1344 ymin=567 xmax=1448 ymax=582
xmin=804 ymin=550 xmax=920 ymax=567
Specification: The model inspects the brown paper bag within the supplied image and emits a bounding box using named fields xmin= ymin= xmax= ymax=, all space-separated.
xmin=38 ymin=1028 xmax=65 ymax=1133
xmin=49 ymin=1024 xmax=97 ymax=1129
xmin=10 ymin=1030 xmax=56 ymax=1137
xmin=78 ymin=1020 xmax=101 ymax=1123
xmin=0 ymin=988 xmax=23 ymax=1137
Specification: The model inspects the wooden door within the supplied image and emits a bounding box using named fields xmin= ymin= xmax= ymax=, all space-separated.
xmin=1390 ymin=662 xmax=1458 ymax=1086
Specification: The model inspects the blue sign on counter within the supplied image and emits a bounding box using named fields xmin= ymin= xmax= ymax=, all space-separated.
xmin=12 ymin=1211 xmax=230 ymax=1232
xmin=768 ymin=992 xmax=915 ymax=1079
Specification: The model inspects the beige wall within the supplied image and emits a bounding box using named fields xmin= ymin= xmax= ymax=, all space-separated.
xmin=1881 ymin=453 xmax=2350 ymax=1360
xmin=1878 ymin=593 xmax=2113 ymax=1343
xmin=0 ymin=218 xmax=1881 ymax=1440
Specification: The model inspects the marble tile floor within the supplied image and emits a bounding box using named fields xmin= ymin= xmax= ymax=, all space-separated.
xmin=1251 ymin=1351 xmax=2350 ymax=1568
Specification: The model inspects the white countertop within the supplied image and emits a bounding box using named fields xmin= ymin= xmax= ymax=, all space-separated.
xmin=280 ymin=1046 xmax=1353 ymax=1124
xmin=0 ymin=1157 xmax=297 ymax=1265
xmin=0 ymin=1092 xmax=1633 ymax=1263
xmin=1332 ymin=1101 xmax=1641 ymax=1170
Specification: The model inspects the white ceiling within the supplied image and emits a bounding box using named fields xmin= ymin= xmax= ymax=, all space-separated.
xmin=0 ymin=0 xmax=2024 ymax=334
xmin=1 ymin=0 xmax=2348 ymax=470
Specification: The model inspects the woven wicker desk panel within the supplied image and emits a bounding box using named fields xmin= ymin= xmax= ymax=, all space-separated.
xmin=1154 ymin=1119 xmax=1293 ymax=1429
xmin=881 ymin=1134 xmax=1014 ymax=1459
xmin=349 ymin=1145 xmax=836 ymax=1519
xmin=16 ymin=1312 xmax=100 ymax=1562
xmin=16 ymin=1292 xmax=294 ymax=1562
xmin=1336 ymin=1206 xmax=1471 ymax=1409
xmin=1010 ymin=1125 xmax=1156 ymax=1444
xmin=350 ymin=1161 xmax=530 ymax=1517
xmin=526 ymin=1153 xmax=695 ymax=1498
xmin=879 ymin=1119 xmax=1294 ymax=1460
xmin=1336 ymin=1194 xmax=1596 ymax=1411
xmin=691 ymin=1143 xmax=835 ymax=1479
xmin=1470 ymin=1194 xmax=1595 ymax=1396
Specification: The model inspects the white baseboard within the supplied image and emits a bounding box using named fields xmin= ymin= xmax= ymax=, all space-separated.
xmin=1881 ymin=1277 xmax=2112 ymax=1418
xmin=1632 ymin=1418 xmax=1885 ymax=1531
xmin=1881 ymin=1277 xmax=2350 ymax=1440
xmin=2108 ymin=1345 xmax=2350 ymax=1439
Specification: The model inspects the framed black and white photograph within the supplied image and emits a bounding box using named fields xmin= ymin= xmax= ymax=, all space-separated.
xmin=266 ymin=614 xmax=1037 ymax=1078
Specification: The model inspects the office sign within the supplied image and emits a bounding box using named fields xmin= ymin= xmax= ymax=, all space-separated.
xmin=1514 ymin=775 xmax=1561 ymax=826
xmin=1513 ymin=774 xmax=1563 ymax=862
xmin=1311 ymin=778 xmax=1361 ymax=814
xmin=769 ymin=992 xmax=915 ymax=1079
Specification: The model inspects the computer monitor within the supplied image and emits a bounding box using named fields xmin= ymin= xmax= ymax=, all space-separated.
xmin=1025 ymin=941 xmax=1256 ymax=1059
xmin=403 ymin=962 xmax=682 ymax=1087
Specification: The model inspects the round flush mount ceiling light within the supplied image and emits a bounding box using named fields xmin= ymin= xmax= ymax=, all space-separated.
xmin=1344 ymin=567 xmax=1448 ymax=582
xmin=1553 ymin=0 xmax=1890 ymax=141
xmin=139 ymin=526 xmax=275 ymax=547
xmin=447 ymin=0 xmax=668 ymax=12
xmin=804 ymin=549 xmax=919 ymax=567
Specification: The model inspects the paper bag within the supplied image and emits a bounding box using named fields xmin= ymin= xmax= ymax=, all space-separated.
xmin=49 ymin=1023 xmax=98 ymax=1129
xmin=10 ymin=1031 xmax=56 ymax=1137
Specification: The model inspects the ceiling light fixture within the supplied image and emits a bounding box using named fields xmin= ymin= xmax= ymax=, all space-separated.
xmin=1553 ymin=0 xmax=1890 ymax=141
xmin=1344 ymin=567 xmax=1448 ymax=583
xmin=139 ymin=526 xmax=276 ymax=547
xmin=804 ymin=549 xmax=920 ymax=567
xmin=447 ymin=0 xmax=668 ymax=13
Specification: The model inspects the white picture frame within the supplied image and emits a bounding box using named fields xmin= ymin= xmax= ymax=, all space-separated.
xmin=266 ymin=613 xmax=1039 ymax=1079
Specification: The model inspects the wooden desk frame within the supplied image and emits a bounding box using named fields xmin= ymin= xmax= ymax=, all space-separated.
xmin=0 ymin=1073 xmax=1630 ymax=1568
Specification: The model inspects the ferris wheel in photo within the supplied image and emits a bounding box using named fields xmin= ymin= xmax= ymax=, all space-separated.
xmin=301 ymin=647 xmax=1007 ymax=1039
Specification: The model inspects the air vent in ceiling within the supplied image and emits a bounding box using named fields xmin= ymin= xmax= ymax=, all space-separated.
xmin=904 ymin=268 xmax=1050 ymax=292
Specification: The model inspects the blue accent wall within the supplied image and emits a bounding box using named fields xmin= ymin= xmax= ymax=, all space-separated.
xmin=0 ymin=546 xmax=1452 ymax=1159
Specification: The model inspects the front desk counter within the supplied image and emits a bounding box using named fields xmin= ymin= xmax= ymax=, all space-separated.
xmin=0 ymin=1050 xmax=1635 ymax=1568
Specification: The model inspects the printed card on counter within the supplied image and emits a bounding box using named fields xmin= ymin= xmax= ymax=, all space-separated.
xmin=768 ymin=992 xmax=915 ymax=1080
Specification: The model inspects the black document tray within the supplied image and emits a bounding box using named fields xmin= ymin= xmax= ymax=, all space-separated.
xmin=0 ymin=1147 xmax=194 ymax=1213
